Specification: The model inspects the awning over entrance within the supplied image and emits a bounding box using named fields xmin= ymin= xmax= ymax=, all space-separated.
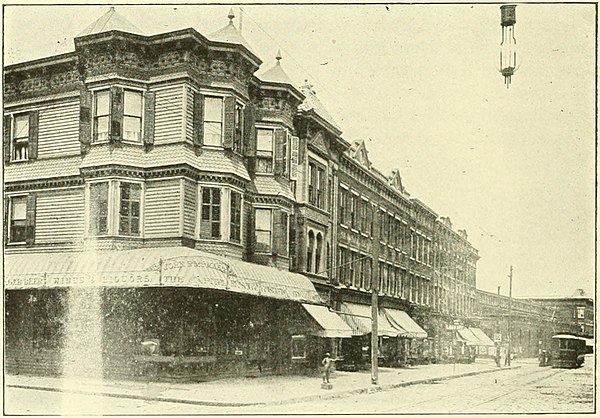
xmin=302 ymin=304 xmax=353 ymax=338
xmin=457 ymin=328 xmax=482 ymax=346
xmin=4 ymin=247 xmax=322 ymax=304
xmin=384 ymin=309 xmax=427 ymax=339
xmin=469 ymin=327 xmax=495 ymax=347
xmin=338 ymin=303 xmax=403 ymax=337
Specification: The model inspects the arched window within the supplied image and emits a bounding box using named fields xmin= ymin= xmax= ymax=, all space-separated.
xmin=307 ymin=230 xmax=315 ymax=273
xmin=315 ymin=233 xmax=323 ymax=274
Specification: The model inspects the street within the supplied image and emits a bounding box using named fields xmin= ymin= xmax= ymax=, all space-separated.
xmin=5 ymin=357 xmax=594 ymax=415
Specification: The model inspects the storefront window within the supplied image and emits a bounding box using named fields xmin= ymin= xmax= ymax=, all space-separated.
xmin=291 ymin=335 xmax=307 ymax=360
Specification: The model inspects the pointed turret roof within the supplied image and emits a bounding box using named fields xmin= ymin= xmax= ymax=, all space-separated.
xmin=209 ymin=8 xmax=256 ymax=55
xmin=299 ymin=81 xmax=341 ymax=132
xmin=77 ymin=7 xmax=143 ymax=37
xmin=258 ymin=50 xmax=295 ymax=85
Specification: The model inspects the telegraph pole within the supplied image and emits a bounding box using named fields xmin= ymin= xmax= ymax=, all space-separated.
xmin=507 ymin=265 xmax=513 ymax=366
xmin=371 ymin=208 xmax=381 ymax=385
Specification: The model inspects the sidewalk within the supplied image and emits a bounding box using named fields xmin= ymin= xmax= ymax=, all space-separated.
xmin=6 ymin=358 xmax=524 ymax=407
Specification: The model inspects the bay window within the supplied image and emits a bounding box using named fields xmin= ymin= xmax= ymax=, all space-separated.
xmin=201 ymin=188 xmax=221 ymax=239
xmin=255 ymin=208 xmax=272 ymax=252
xmin=256 ymin=129 xmax=274 ymax=173
xmin=203 ymin=96 xmax=223 ymax=146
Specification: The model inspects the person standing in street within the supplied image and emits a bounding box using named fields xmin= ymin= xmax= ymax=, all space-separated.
xmin=322 ymin=352 xmax=333 ymax=383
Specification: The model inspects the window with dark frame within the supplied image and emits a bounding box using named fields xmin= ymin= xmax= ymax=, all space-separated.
xmin=256 ymin=129 xmax=274 ymax=173
xmin=89 ymin=182 xmax=109 ymax=236
xmin=119 ymin=182 xmax=141 ymax=236
xmin=255 ymin=208 xmax=272 ymax=252
xmin=291 ymin=335 xmax=307 ymax=360
xmin=11 ymin=115 xmax=29 ymax=161
xmin=123 ymin=90 xmax=142 ymax=142
xmin=201 ymin=187 xmax=221 ymax=239
xmin=280 ymin=211 xmax=289 ymax=256
xmin=230 ymin=191 xmax=242 ymax=243
xmin=203 ymin=96 xmax=223 ymax=146
xmin=8 ymin=196 xmax=27 ymax=243
xmin=94 ymin=90 xmax=110 ymax=142
xmin=234 ymin=102 xmax=244 ymax=153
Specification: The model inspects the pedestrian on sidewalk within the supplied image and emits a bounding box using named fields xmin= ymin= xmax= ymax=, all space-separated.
xmin=322 ymin=352 xmax=333 ymax=383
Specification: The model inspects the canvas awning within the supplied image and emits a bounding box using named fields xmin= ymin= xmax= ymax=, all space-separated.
xmin=469 ymin=327 xmax=495 ymax=347
xmin=338 ymin=303 xmax=402 ymax=337
xmin=4 ymin=247 xmax=322 ymax=304
xmin=383 ymin=308 xmax=428 ymax=339
xmin=302 ymin=304 xmax=353 ymax=338
xmin=457 ymin=328 xmax=482 ymax=346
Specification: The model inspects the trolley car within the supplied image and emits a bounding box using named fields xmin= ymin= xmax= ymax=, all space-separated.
xmin=550 ymin=334 xmax=586 ymax=368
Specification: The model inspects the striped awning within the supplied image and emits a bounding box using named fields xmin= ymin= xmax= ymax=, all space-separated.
xmin=302 ymin=304 xmax=353 ymax=338
xmin=4 ymin=247 xmax=322 ymax=304
xmin=457 ymin=328 xmax=482 ymax=346
xmin=384 ymin=309 xmax=427 ymax=339
xmin=469 ymin=327 xmax=495 ymax=347
xmin=338 ymin=303 xmax=401 ymax=337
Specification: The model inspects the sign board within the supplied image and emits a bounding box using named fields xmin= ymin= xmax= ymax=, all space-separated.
xmin=493 ymin=333 xmax=502 ymax=343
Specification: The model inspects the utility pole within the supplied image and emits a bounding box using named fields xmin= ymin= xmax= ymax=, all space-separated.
xmin=371 ymin=207 xmax=381 ymax=385
xmin=507 ymin=265 xmax=513 ymax=366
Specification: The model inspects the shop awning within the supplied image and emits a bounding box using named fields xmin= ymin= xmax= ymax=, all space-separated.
xmin=302 ymin=304 xmax=353 ymax=338
xmin=4 ymin=247 xmax=322 ymax=304
xmin=338 ymin=303 xmax=402 ymax=337
xmin=469 ymin=327 xmax=495 ymax=347
xmin=383 ymin=308 xmax=428 ymax=339
xmin=457 ymin=328 xmax=482 ymax=346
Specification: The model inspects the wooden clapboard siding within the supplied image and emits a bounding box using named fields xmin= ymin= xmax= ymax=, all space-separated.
xmin=35 ymin=189 xmax=85 ymax=243
xmin=182 ymin=178 xmax=197 ymax=238
xmin=185 ymin=86 xmax=194 ymax=143
xmin=153 ymin=86 xmax=184 ymax=144
xmin=144 ymin=179 xmax=181 ymax=237
xmin=37 ymin=100 xmax=80 ymax=158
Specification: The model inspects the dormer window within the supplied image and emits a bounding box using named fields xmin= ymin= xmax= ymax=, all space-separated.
xmin=256 ymin=128 xmax=274 ymax=173
xmin=203 ymin=96 xmax=223 ymax=146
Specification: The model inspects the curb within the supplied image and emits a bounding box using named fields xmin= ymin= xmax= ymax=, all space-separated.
xmin=7 ymin=365 xmax=522 ymax=408
xmin=262 ymin=365 xmax=522 ymax=406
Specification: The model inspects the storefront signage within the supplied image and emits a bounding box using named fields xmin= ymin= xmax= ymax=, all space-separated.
xmin=6 ymin=254 xmax=322 ymax=304
xmin=6 ymin=271 xmax=160 ymax=289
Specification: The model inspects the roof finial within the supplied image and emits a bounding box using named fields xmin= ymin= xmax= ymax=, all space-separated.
xmin=228 ymin=8 xmax=235 ymax=24
xmin=276 ymin=49 xmax=282 ymax=65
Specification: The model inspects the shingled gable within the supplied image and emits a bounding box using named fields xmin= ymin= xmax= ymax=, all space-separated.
xmin=78 ymin=7 xmax=143 ymax=37
xmin=298 ymin=81 xmax=342 ymax=136
xmin=258 ymin=50 xmax=304 ymax=102
xmin=209 ymin=9 xmax=257 ymax=56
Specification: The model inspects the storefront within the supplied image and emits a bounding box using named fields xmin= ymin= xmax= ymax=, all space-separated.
xmin=5 ymin=247 xmax=349 ymax=381
xmin=337 ymin=303 xmax=428 ymax=368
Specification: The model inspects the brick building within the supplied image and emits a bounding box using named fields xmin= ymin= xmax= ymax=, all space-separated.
xmin=4 ymin=7 xmax=482 ymax=379
xmin=528 ymin=289 xmax=594 ymax=339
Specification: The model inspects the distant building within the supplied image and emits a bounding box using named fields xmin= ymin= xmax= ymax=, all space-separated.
xmin=528 ymin=289 xmax=594 ymax=338
xmin=475 ymin=289 xmax=555 ymax=357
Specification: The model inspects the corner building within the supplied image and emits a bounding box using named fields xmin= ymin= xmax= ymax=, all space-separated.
xmin=3 ymin=8 xmax=479 ymax=380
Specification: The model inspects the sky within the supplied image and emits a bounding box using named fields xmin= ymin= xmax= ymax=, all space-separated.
xmin=4 ymin=3 xmax=596 ymax=298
